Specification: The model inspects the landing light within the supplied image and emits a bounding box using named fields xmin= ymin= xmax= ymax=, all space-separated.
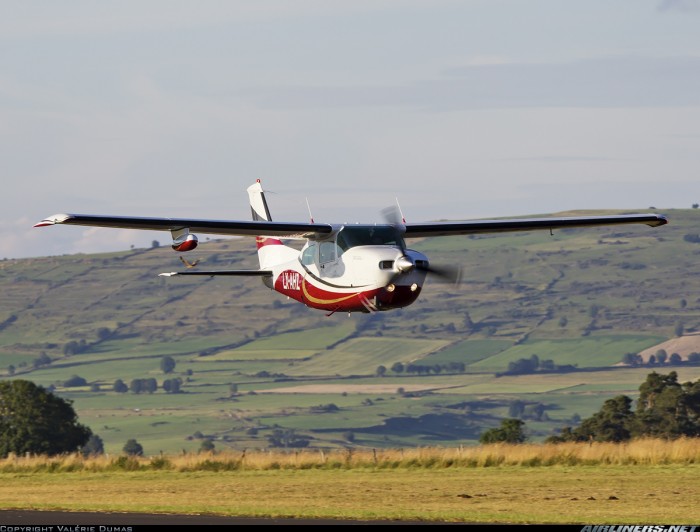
xmin=386 ymin=284 xmax=396 ymax=292
xmin=410 ymin=283 xmax=418 ymax=292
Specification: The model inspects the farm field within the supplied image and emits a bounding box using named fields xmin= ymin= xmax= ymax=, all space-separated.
xmin=1 ymin=208 xmax=700 ymax=453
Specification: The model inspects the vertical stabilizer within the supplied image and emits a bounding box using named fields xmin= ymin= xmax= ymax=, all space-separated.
xmin=246 ymin=179 xmax=287 ymax=269
xmin=248 ymin=179 xmax=274 ymax=222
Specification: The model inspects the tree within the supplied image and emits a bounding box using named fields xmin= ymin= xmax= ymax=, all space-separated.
xmin=267 ymin=429 xmax=310 ymax=448
xmin=375 ymin=365 xmax=387 ymax=377
xmin=63 ymin=375 xmax=87 ymax=387
xmin=82 ymin=434 xmax=105 ymax=456
xmin=479 ymin=418 xmax=527 ymax=444
xmin=160 ymin=356 xmax=176 ymax=374
xmin=634 ymin=371 xmax=700 ymax=438
xmin=163 ymin=378 xmax=181 ymax=394
xmin=0 ymin=380 xmax=92 ymax=457
xmin=391 ymin=362 xmax=405 ymax=374
xmin=123 ymin=439 xmax=144 ymax=456
xmin=33 ymin=352 xmax=52 ymax=369
xmin=576 ymin=396 xmax=635 ymax=442
xmin=506 ymin=357 xmax=538 ymax=375
xmin=675 ymin=322 xmax=684 ymax=337
xmin=622 ymin=352 xmax=642 ymax=367
xmin=144 ymin=378 xmax=158 ymax=394
xmin=199 ymin=439 xmax=215 ymax=452
xmin=113 ymin=379 xmax=128 ymax=393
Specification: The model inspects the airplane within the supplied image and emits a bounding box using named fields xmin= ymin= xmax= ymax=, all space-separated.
xmin=35 ymin=180 xmax=668 ymax=315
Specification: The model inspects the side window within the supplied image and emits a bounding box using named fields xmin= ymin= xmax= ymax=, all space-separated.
xmin=301 ymin=242 xmax=317 ymax=265
xmin=319 ymin=241 xmax=337 ymax=264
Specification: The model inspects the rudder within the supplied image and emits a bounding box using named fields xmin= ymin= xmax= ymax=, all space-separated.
xmin=246 ymin=179 xmax=287 ymax=269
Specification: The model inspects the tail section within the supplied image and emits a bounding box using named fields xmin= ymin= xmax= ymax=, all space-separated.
xmin=246 ymin=179 xmax=294 ymax=270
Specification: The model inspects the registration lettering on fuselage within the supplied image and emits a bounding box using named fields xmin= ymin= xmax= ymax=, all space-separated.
xmin=281 ymin=270 xmax=302 ymax=291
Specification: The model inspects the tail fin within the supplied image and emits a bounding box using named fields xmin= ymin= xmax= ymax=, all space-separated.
xmin=248 ymin=179 xmax=274 ymax=222
xmin=246 ymin=179 xmax=287 ymax=270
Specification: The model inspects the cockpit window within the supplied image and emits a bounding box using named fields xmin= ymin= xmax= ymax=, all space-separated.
xmin=301 ymin=242 xmax=317 ymax=265
xmin=336 ymin=226 xmax=404 ymax=252
xmin=319 ymin=241 xmax=339 ymax=264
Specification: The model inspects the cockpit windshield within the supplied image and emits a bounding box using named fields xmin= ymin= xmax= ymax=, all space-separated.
xmin=336 ymin=225 xmax=404 ymax=252
xmin=299 ymin=226 xmax=405 ymax=266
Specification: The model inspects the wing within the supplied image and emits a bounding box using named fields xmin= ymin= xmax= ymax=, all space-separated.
xmin=159 ymin=270 xmax=272 ymax=277
xmin=403 ymin=213 xmax=667 ymax=238
xmin=34 ymin=213 xmax=333 ymax=239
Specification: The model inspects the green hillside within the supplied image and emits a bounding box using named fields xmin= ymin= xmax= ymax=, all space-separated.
xmin=2 ymin=208 xmax=700 ymax=454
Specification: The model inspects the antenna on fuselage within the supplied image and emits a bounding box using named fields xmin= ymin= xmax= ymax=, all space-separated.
xmin=395 ymin=198 xmax=406 ymax=224
xmin=305 ymin=197 xmax=315 ymax=224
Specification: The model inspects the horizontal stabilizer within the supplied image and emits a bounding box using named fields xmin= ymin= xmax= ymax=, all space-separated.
xmin=159 ymin=270 xmax=273 ymax=277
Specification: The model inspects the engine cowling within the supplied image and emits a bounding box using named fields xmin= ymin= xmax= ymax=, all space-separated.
xmin=172 ymin=233 xmax=198 ymax=252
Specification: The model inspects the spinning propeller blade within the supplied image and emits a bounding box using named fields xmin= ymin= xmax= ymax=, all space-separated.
xmin=381 ymin=204 xmax=461 ymax=286
xmin=417 ymin=262 xmax=462 ymax=285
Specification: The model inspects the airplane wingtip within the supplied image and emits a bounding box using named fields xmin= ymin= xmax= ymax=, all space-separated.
xmin=33 ymin=214 xmax=72 ymax=228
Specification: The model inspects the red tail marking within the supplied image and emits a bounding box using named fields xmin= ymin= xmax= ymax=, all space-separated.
xmin=256 ymin=236 xmax=283 ymax=250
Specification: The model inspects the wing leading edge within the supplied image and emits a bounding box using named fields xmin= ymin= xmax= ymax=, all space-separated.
xmin=34 ymin=213 xmax=333 ymax=239
xmin=403 ymin=213 xmax=667 ymax=238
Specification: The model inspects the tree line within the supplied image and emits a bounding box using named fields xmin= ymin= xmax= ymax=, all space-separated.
xmin=480 ymin=371 xmax=700 ymax=444
xmin=547 ymin=371 xmax=700 ymax=442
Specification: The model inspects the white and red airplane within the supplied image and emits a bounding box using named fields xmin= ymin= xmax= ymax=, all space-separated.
xmin=35 ymin=180 xmax=667 ymax=315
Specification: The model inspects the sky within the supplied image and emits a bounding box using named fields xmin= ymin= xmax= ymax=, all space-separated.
xmin=2 ymin=0 xmax=699 ymax=259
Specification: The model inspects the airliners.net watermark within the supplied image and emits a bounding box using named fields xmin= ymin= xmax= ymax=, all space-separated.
xmin=581 ymin=527 xmax=696 ymax=532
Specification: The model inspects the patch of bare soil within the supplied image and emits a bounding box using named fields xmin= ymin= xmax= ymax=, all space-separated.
xmin=637 ymin=332 xmax=700 ymax=361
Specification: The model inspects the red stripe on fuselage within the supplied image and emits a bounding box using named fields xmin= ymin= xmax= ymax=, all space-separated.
xmin=272 ymin=269 xmax=422 ymax=312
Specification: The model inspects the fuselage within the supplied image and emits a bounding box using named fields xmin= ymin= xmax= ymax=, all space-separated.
xmin=263 ymin=225 xmax=429 ymax=313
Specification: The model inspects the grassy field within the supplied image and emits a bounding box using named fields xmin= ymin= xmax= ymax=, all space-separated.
xmin=0 ymin=440 xmax=698 ymax=524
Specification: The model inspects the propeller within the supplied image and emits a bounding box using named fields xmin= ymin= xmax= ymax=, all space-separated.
xmin=417 ymin=262 xmax=462 ymax=285
xmin=381 ymin=202 xmax=405 ymax=227
xmin=381 ymin=203 xmax=462 ymax=286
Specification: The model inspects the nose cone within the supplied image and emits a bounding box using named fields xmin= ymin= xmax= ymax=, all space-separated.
xmin=395 ymin=254 xmax=414 ymax=273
